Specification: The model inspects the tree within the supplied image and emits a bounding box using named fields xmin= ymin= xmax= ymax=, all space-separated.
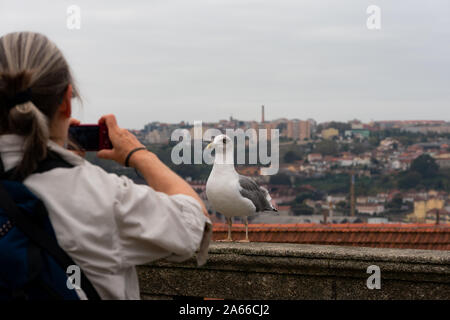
xmin=291 ymin=203 xmax=314 ymax=216
xmin=392 ymin=143 xmax=398 ymax=151
xmin=340 ymin=144 xmax=350 ymax=152
xmin=371 ymin=157 xmax=379 ymax=165
xmin=335 ymin=200 xmax=350 ymax=215
xmin=293 ymin=192 xmax=323 ymax=204
xmin=283 ymin=150 xmax=302 ymax=163
xmin=398 ymin=171 xmax=422 ymax=189
xmin=410 ymin=154 xmax=439 ymax=178
xmin=368 ymin=136 xmax=380 ymax=147
xmin=269 ymin=173 xmax=292 ymax=186
xmin=387 ymin=194 xmax=403 ymax=210
xmin=352 ymin=142 xmax=370 ymax=155
xmin=314 ymin=140 xmax=338 ymax=156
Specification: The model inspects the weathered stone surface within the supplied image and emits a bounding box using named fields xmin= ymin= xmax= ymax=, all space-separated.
xmin=137 ymin=242 xmax=450 ymax=300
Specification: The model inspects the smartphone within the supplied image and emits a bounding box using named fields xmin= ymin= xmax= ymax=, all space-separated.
xmin=68 ymin=123 xmax=113 ymax=151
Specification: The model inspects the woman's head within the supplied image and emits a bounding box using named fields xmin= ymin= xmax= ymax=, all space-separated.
xmin=0 ymin=31 xmax=78 ymax=177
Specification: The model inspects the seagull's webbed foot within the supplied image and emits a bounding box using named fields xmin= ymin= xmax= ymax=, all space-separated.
xmin=217 ymin=238 xmax=234 ymax=242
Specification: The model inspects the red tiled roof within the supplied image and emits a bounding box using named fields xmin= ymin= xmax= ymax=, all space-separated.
xmin=212 ymin=223 xmax=450 ymax=250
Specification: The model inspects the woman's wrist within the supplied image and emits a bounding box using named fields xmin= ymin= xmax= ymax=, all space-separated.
xmin=125 ymin=147 xmax=147 ymax=167
xmin=128 ymin=149 xmax=155 ymax=169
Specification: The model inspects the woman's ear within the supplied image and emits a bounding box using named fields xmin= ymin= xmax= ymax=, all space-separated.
xmin=59 ymin=84 xmax=72 ymax=118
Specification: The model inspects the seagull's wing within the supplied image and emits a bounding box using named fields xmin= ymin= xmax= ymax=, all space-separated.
xmin=238 ymin=175 xmax=277 ymax=212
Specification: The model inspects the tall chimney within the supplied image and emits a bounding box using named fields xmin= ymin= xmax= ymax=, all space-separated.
xmin=261 ymin=105 xmax=265 ymax=123
xmin=323 ymin=209 xmax=328 ymax=224
xmin=350 ymin=172 xmax=355 ymax=217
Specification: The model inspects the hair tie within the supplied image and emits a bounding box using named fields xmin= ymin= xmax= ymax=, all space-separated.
xmin=6 ymin=88 xmax=33 ymax=110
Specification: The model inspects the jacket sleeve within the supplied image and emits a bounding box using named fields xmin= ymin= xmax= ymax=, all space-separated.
xmin=113 ymin=174 xmax=212 ymax=267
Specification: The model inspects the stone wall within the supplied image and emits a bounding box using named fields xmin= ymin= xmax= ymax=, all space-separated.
xmin=137 ymin=242 xmax=450 ymax=300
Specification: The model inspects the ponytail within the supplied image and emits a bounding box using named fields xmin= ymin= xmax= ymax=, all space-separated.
xmin=0 ymin=32 xmax=79 ymax=178
xmin=8 ymin=100 xmax=49 ymax=177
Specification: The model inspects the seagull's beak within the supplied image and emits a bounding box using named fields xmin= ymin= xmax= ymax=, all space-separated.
xmin=206 ymin=143 xmax=213 ymax=149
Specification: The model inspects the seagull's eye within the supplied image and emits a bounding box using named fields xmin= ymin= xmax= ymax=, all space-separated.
xmin=222 ymin=138 xmax=227 ymax=144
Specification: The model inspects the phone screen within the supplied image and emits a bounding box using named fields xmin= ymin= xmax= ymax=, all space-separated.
xmin=69 ymin=125 xmax=100 ymax=151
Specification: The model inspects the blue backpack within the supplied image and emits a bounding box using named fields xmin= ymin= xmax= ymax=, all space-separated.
xmin=0 ymin=151 xmax=100 ymax=300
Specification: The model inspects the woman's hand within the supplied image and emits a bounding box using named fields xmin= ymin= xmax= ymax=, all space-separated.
xmin=69 ymin=118 xmax=81 ymax=127
xmin=97 ymin=114 xmax=146 ymax=166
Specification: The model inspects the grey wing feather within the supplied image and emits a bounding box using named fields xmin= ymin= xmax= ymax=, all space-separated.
xmin=238 ymin=175 xmax=275 ymax=212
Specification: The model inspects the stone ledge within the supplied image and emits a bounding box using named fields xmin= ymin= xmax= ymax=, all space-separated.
xmin=137 ymin=242 xmax=450 ymax=300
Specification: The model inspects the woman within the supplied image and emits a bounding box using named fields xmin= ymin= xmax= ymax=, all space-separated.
xmin=0 ymin=32 xmax=211 ymax=299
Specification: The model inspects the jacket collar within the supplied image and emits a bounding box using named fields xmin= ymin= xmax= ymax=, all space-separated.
xmin=0 ymin=134 xmax=85 ymax=172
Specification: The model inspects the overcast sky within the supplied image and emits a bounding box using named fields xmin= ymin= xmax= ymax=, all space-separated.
xmin=1 ymin=0 xmax=449 ymax=129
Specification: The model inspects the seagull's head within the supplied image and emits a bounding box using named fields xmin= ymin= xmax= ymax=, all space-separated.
xmin=206 ymin=134 xmax=232 ymax=150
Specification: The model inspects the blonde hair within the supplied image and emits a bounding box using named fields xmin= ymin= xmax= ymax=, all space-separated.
xmin=0 ymin=32 xmax=79 ymax=178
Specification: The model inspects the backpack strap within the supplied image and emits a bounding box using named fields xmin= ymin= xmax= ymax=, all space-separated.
xmin=0 ymin=150 xmax=74 ymax=181
xmin=34 ymin=150 xmax=74 ymax=174
xmin=0 ymin=150 xmax=101 ymax=300
xmin=0 ymin=156 xmax=4 ymax=175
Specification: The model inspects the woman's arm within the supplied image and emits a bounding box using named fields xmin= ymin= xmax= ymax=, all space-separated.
xmin=96 ymin=114 xmax=208 ymax=217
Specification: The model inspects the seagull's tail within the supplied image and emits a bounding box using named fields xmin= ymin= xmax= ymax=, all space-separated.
xmin=261 ymin=186 xmax=278 ymax=212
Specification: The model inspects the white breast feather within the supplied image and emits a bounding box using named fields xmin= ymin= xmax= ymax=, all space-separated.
xmin=206 ymin=172 xmax=255 ymax=217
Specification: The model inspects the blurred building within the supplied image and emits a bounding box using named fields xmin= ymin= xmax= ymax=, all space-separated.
xmin=287 ymin=120 xmax=311 ymax=141
xmin=434 ymin=153 xmax=450 ymax=169
xmin=408 ymin=198 xmax=445 ymax=223
xmin=321 ymin=128 xmax=339 ymax=140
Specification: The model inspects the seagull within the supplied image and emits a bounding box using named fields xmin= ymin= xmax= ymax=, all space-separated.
xmin=205 ymin=134 xmax=277 ymax=242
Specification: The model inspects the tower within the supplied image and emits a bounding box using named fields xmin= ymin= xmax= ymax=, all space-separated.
xmin=350 ymin=172 xmax=355 ymax=217
xmin=261 ymin=105 xmax=265 ymax=123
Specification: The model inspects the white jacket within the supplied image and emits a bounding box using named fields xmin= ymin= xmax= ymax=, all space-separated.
xmin=0 ymin=134 xmax=212 ymax=300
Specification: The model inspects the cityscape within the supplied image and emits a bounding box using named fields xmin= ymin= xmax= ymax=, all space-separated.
xmin=90 ymin=106 xmax=450 ymax=226
xmin=1 ymin=0 xmax=449 ymax=304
